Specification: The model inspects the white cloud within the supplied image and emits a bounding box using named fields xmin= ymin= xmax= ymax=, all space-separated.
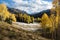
xmin=12 ymin=0 xmax=53 ymax=14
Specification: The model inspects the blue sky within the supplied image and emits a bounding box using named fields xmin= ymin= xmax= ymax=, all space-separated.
xmin=0 ymin=0 xmax=53 ymax=14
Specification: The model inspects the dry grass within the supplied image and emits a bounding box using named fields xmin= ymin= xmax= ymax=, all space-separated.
xmin=0 ymin=21 xmax=51 ymax=40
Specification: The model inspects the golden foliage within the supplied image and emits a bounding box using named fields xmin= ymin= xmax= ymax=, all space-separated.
xmin=26 ymin=16 xmax=31 ymax=23
xmin=31 ymin=16 xmax=34 ymax=23
xmin=0 ymin=4 xmax=10 ymax=21
xmin=9 ymin=14 xmax=16 ymax=22
xmin=41 ymin=13 xmax=52 ymax=28
xmin=41 ymin=13 xmax=58 ymax=33
xmin=50 ymin=14 xmax=58 ymax=28
xmin=18 ymin=13 xmax=34 ymax=23
xmin=0 ymin=4 xmax=16 ymax=23
xmin=41 ymin=13 xmax=57 ymax=33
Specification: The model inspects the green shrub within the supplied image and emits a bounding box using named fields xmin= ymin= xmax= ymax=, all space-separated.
xmin=5 ymin=18 xmax=12 ymax=24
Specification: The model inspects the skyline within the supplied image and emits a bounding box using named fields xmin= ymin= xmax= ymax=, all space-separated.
xmin=0 ymin=0 xmax=53 ymax=14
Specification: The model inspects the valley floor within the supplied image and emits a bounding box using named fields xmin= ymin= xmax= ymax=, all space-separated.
xmin=12 ymin=22 xmax=41 ymax=31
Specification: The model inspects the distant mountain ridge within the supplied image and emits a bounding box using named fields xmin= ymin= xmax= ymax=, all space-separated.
xmin=7 ymin=7 xmax=56 ymax=18
xmin=7 ymin=7 xmax=28 ymax=14
xmin=29 ymin=9 xmax=51 ymax=18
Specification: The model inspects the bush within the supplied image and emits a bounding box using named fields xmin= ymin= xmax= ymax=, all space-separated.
xmin=5 ymin=18 xmax=12 ymax=24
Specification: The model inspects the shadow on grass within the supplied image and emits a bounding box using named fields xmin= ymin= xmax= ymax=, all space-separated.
xmin=35 ymin=29 xmax=57 ymax=40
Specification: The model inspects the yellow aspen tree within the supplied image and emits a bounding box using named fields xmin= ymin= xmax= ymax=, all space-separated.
xmin=23 ymin=14 xmax=28 ymax=22
xmin=26 ymin=16 xmax=31 ymax=23
xmin=0 ymin=4 xmax=10 ymax=21
xmin=41 ymin=13 xmax=53 ymax=35
xmin=55 ymin=15 xmax=58 ymax=28
xmin=31 ymin=16 xmax=34 ymax=23
xmin=10 ymin=14 xmax=16 ymax=22
xmin=41 ymin=13 xmax=52 ymax=28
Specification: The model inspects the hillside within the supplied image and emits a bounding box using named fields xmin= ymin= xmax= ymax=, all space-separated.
xmin=0 ymin=21 xmax=51 ymax=40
